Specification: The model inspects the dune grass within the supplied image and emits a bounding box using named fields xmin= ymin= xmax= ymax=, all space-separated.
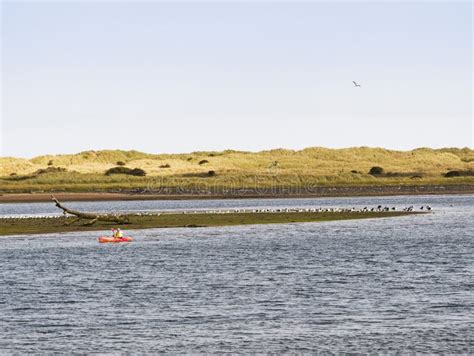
xmin=1 ymin=147 xmax=473 ymax=193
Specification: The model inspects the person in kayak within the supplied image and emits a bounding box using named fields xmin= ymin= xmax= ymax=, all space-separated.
xmin=116 ymin=228 xmax=123 ymax=238
xmin=111 ymin=228 xmax=117 ymax=238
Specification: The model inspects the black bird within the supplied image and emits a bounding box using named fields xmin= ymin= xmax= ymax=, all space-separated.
xmin=353 ymin=81 xmax=361 ymax=87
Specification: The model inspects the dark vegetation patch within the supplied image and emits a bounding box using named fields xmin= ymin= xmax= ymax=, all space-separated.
xmin=445 ymin=171 xmax=460 ymax=177
xmin=4 ymin=174 xmax=31 ymax=181
xmin=384 ymin=172 xmax=424 ymax=178
xmin=181 ymin=171 xmax=215 ymax=178
xmin=198 ymin=160 xmax=209 ymax=165
xmin=159 ymin=164 xmax=171 ymax=169
xmin=369 ymin=166 xmax=384 ymax=175
xmin=105 ymin=167 xmax=146 ymax=176
xmin=116 ymin=161 xmax=126 ymax=166
xmin=34 ymin=167 xmax=67 ymax=175
xmin=208 ymin=152 xmax=225 ymax=157
xmin=368 ymin=166 xmax=426 ymax=179
xmin=2 ymin=166 xmax=68 ymax=182
xmin=445 ymin=170 xmax=474 ymax=178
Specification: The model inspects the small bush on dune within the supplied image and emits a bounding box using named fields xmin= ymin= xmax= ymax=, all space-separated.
xmin=369 ymin=166 xmax=384 ymax=175
xmin=199 ymin=159 xmax=209 ymax=165
xmin=3 ymin=167 xmax=68 ymax=182
xmin=47 ymin=160 xmax=54 ymax=166
xmin=34 ymin=167 xmax=67 ymax=175
xmin=445 ymin=170 xmax=474 ymax=177
xmin=180 ymin=171 xmax=216 ymax=178
xmin=4 ymin=174 xmax=32 ymax=181
xmin=384 ymin=172 xmax=405 ymax=177
xmin=445 ymin=170 xmax=460 ymax=177
xmin=105 ymin=167 xmax=146 ymax=176
xmin=129 ymin=168 xmax=146 ymax=176
xmin=160 ymin=164 xmax=171 ymax=168
xmin=116 ymin=161 xmax=126 ymax=166
xmin=105 ymin=167 xmax=130 ymax=175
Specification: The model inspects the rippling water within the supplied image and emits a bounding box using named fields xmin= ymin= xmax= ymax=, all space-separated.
xmin=0 ymin=195 xmax=473 ymax=353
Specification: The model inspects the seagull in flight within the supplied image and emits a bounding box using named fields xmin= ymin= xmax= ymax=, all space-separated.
xmin=353 ymin=81 xmax=361 ymax=87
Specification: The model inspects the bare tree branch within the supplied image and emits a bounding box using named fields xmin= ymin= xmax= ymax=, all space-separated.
xmin=51 ymin=195 xmax=129 ymax=225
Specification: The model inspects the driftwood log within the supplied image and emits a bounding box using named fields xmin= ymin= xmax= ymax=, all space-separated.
xmin=51 ymin=196 xmax=130 ymax=225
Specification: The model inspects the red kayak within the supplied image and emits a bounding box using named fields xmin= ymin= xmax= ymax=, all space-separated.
xmin=98 ymin=236 xmax=133 ymax=243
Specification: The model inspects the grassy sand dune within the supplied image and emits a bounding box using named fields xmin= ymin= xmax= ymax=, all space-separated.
xmin=1 ymin=147 xmax=473 ymax=193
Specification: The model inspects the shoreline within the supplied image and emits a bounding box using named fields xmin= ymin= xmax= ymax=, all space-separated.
xmin=0 ymin=184 xmax=473 ymax=203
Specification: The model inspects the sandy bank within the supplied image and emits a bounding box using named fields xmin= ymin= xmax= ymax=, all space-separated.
xmin=0 ymin=184 xmax=472 ymax=203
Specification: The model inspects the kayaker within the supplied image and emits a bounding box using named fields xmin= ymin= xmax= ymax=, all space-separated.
xmin=111 ymin=228 xmax=117 ymax=238
xmin=116 ymin=228 xmax=123 ymax=238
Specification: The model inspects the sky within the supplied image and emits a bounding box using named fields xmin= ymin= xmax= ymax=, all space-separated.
xmin=1 ymin=1 xmax=472 ymax=158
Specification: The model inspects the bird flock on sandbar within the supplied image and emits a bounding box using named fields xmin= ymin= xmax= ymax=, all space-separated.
xmin=0 ymin=205 xmax=432 ymax=220
xmin=160 ymin=205 xmax=431 ymax=215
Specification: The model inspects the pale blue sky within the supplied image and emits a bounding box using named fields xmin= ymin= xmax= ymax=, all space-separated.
xmin=1 ymin=1 xmax=472 ymax=157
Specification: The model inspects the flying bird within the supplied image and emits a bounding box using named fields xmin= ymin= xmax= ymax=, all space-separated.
xmin=353 ymin=81 xmax=361 ymax=87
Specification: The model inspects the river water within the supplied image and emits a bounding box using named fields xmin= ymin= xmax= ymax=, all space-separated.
xmin=0 ymin=195 xmax=472 ymax=353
